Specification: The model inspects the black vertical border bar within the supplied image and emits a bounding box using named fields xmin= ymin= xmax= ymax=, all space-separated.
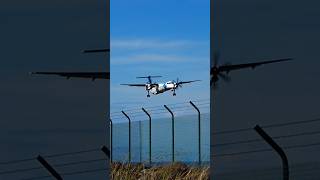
xmin=210 ymin=0 xmax=214 ymax=178
xmin=106 ymin=0 xmax=110 ymax=178
xmin=105 ymin=0 xmax=113 ymax=179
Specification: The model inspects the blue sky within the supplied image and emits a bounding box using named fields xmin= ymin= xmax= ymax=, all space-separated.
xmin=110 ymin=0 xmax=210 ymax=115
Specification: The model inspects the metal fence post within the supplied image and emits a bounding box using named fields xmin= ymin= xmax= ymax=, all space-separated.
xmin=122 ymin=111 xmax=131 ymax=163
xmin=139 ymin=120 xmax=142 ymax=163
xmin=37 ymin=155 xmax=63 ymax=180
xmin=142 ymin=107 xmax=152 ymax=164
xmin=164 ymin=105 xmax=175 ymax=162
xmin=110 ymin=119 xmax=113 ymax=163
xmin=190 ymin=101 xmax=201 ymax=165
xmin=254 ymin=125 xmax=289 ymax=180
xmin=101 ymin=146 xmax=111 ymax=159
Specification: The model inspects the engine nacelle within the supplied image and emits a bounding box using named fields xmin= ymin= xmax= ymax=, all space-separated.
xmin=150 ymin=88 xmax=158 ymax=94
xmin=146 ymin=84 xmax=152 ymax=90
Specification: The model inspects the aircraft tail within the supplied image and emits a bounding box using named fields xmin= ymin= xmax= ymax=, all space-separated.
xmin=136 ymin=76 xmax=162 ymax=84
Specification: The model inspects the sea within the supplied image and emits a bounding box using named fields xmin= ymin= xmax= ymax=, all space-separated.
xmin=111 ymin=113 xmax=210 ymax=164
xmin=111 ymin=113 xmax=320 ymax=179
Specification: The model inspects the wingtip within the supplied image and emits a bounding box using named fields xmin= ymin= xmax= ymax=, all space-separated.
xmin=82 ymin=49 xmax=110 ymax=54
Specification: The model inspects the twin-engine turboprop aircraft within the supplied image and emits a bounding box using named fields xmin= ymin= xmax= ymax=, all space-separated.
xmin=121 ymin=76 xmax=200 ymax=97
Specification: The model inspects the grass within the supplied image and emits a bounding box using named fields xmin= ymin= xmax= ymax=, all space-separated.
xmin=111 ymin=162 xmax=209 ymax=180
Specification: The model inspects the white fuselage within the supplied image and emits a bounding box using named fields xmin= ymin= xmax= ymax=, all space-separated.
xmin=148 ymin=81 xmax=176 ymax=95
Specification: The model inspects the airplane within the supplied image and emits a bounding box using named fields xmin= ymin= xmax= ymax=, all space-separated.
xmin=210 ymin=52 xmax=292 ymax=87
xmin=30 ymin=48 xmax=110 ymax=81
xmin=121 ymin=76 xmax=201 ymax=97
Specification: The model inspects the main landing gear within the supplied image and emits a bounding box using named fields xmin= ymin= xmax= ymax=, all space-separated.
xmin=173 ymin=89 xmax=176 ymax=96
xmin=147 ymin=90 xmax=150 ymax=97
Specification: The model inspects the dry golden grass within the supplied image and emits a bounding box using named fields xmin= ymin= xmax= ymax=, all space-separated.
xmin=111 ymin=162 xmax=209 ymax=180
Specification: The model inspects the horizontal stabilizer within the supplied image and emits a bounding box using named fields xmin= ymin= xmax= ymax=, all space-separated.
xmin=136 ymin=76 xmax=162 ymax=79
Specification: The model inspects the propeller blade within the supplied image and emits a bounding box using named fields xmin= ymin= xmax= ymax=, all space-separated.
xmin=177 ymin=78 xmax=180 ymax=87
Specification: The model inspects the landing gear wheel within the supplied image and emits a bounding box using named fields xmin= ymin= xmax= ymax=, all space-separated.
xmin=173 ymin=88 xmax=176 ymax=96
xmin=147 ymin=90 xmax=150 ymax=97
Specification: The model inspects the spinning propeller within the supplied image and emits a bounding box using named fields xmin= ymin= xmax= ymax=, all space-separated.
xmin=211 ymin=51 xmax=231 ymax=88
xmin=173 ymin=78 xmax=183 ymax=89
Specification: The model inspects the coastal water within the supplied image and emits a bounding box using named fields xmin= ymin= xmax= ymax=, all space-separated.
xmin=111 ymin=113 xmax=320 ymax=179
xmin=111 ymin=113 xmax=210 ymax=164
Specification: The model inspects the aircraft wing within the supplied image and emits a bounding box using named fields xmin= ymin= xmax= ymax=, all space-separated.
xmin=177 ymin=80 xmax=201 ymax=85
xmin=120 ymin=84 xmax=146 ymax=87
xmin=82 ymin=49 xmax=110 ymax=53
xmin=218 ymin=58 xmax=292 ymax=73
xmin=30 ymin=72 xmax=109 ymax=80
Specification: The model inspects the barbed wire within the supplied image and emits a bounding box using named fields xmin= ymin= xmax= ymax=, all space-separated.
xmin=0 ymin=158 xmax=36 ymax=166
xmin=110 ymin=104 xmax=210 ymax=119
xmin=0 ymin=155 xmax=107 ymax=176
xmin=110 ymin=99 xmax=209 ymax=116
xmin=21 ymin=168 xmax=108 ymax=180
xmin=0 ymin=148 xmax=100 ymax=166
xmin=3 ymin=117 xmax=320 ymax=167
xmin=212 ymin=129 xmax=320 ymax=148
xmin=21 ymin=142 xmax=320 ymax=180
xmin=0 ymin=158 xmax=107 ymax=175
xmin=3 ymin=116 xmax=320 ymax=179
xmin=214 ymin=141 xmax=320 ymax=158
xmin=213 ymin=117 xmax=320 ymax=135
xmin=0 ymin=166 xmax=43 ymax=175
xmin=44 ymin=148 xmax=101 ymax=159
xmin=111 ymin=106 xmax=210 ymax=120
xmin=111 ymin=103 xmax=210 ymax=121
xmin=53 ymin=158 xmax=107 ymax=168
